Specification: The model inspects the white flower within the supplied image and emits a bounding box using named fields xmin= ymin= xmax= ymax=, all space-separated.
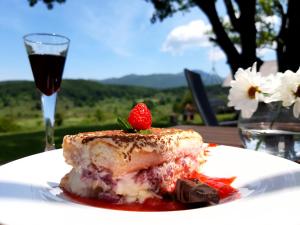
xmin=228 ymin=63 xmax=300 ymax=119
xmin=260 ymin=72 xmax=283 ymax=103
xmin=279 ymin=68 xmax=300 ymax=117
xmin=228 ymin=63 xmax=265 ymax=118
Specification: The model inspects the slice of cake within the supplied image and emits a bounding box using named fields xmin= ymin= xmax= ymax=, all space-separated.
xmin=60 ymin=128 xmax=205 ymax=203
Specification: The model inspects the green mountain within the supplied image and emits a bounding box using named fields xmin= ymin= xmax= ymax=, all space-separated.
xmin=0 ymin=79 xmax=227 ymax=109
xmin=100 ymin=71 xmax=223 ymax=89
xmin=0 ymin=79 xmax=159 ymax=107
xmin=0 ymin=79 xmax=230 ymax=134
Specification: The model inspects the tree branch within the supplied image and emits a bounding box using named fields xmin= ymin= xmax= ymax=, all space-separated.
xmin=276 ymin=1 xmax=287 ymax=41
xmin=223 ymin=0 xmax=240 ymax=32
xmin=209 ymin=37 xmax=218 ymax=44
xmin=193 ymin=0 xmax=241 ymax=73
xmin=275 ymin=1 xmax=287 ymax=72
xmin=277 ymin=0 xmax=300 ymax=72
xmin=28 ymin=0 xmax=65 ymax=9
xmin=234 ymin=0 xmax=261 ymax=67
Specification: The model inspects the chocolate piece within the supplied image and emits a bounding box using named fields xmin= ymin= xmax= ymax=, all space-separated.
xmin=175 ymin=179 xmax=220 ymax=204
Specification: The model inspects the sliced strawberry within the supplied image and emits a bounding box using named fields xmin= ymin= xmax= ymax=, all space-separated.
xmin=194 ymin=173 xmax=236 ymax=185
xmin=188 ymin=171 xmax=238 ymax=199
xmin=200 ymin=179 xmax=238 ymax=199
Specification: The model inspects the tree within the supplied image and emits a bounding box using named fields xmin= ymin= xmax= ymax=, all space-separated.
xmin=28 ymin=0 xmax=65 ymax=10
xmin=146 ymin=0 xmax=300 ymax=74
xmin=28 ymin=0 xmax=300 ymax=74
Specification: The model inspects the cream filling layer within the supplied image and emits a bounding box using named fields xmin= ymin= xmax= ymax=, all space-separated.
xmin=66 ymin=169 xmax=155 ymax=203
xmin=114 ymin=172 xmax=156 ymax=203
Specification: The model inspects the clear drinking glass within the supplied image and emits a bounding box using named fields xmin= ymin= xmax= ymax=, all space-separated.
xmin=238 ymin=102 xmax=300 ymax=161
xmin=23 ymin=33 xmax=70 ymax=151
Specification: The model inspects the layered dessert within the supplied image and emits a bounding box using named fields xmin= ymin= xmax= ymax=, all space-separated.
xmin=60 ymin=128 xmax=206 ymax=203
xmin=60 ymin=103 xmax=237 ymax=209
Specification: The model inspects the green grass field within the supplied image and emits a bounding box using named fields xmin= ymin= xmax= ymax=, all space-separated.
xmin=0 ymin=124 xmax=119 ymax=165
xmin=0 ymin=112 xmax=236 ymax=165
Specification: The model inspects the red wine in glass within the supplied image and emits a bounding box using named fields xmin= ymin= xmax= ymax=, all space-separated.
xmin=24 ymin=33 xmax=70 ymax=151
xmin=29 ymin=54 xmax=66 ymax=96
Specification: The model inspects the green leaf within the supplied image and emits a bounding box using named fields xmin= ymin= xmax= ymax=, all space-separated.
xmin=117 ymin=117 xmax=132 ymax=131
xmin=117 ymin=117 xmax=152 ymax=134
xmin=137 ymin=129 xmax=152 ymax=135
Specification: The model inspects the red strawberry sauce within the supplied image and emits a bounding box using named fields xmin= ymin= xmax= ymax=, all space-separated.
xmin=62 ymin=172 xmax=238 ymax=212
xmin=63 ymin=189 xmax=186 ymax=211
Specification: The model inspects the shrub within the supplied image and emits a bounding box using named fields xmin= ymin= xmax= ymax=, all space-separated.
xmin=94 ymin=108 xmax=104 ymax=122
xmin=55 ymin=112 xmax=64 ymax=126
xmin=0 ymin=116 xmax=19 ymax=133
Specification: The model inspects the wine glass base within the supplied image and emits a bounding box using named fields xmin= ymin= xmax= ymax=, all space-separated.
xmin=44 ymin=145 xmax=56 ymax=151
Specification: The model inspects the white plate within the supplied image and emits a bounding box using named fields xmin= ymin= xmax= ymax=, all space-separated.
xmin=1 ymin=146 xmax=300 ymax=225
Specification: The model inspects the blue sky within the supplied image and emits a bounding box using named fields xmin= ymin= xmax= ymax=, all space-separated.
xmin=0 ymin=0 xmax=275 ymax=81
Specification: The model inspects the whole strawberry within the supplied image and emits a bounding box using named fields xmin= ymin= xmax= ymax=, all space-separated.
xmin=128 ymin=103 xmax=152 ymax=130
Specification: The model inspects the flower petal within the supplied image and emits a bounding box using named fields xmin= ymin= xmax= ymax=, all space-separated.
xmin=240 ymin=99 xmax=259 ymax=118
xmin=228 ymin=64 xmax=262 ymax=117
xmin=251 ymin=62 xmax=257 ymax=73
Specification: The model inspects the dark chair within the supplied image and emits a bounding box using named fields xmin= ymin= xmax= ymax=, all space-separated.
xmin=184 ymin=69 xmax=219 ymax=126
xmin=184 ymin=69 xmax=237 ymax=126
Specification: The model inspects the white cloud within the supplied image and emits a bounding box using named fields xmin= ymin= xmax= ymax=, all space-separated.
xmin=264 ymin=15 xmax=280 ymax=25
xmin=256 ymin=15 xmax=280 ymax=32
xmin=222 ymin=15 xmax=230 ymax=24
xmin=161 ymin=19 xmax=211 ymax=54
xmin=257 ymin=47 xmax=273 ymax=57
xmin=257 ymin=41 xmax=276 ymax=58
xmin=70 ymin=0 xmax=149 ymax=57
xmin=208 ymin=48 xmax=226 ymax=61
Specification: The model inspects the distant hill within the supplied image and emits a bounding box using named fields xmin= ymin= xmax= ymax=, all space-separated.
xmin=0 ymin=79 xmax=158 ymax=107
xmin=0 ymin=79 xmax=227 ymax=109
xmin=100 ymin=71 xmax=223 ymax=89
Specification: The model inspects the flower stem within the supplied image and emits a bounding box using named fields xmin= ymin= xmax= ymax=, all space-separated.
xmin=255 ymin=103 xmax=282 ymax=151
xmin=270 ymin=104 xmax=282 ymax=129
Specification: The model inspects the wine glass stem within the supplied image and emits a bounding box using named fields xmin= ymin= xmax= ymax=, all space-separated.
xmin=41 ymin=93 xmax=57 ymax=151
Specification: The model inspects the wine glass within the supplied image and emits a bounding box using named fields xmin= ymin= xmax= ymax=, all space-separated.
xmin=23 ymin=33 xmax=70 ymax=151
